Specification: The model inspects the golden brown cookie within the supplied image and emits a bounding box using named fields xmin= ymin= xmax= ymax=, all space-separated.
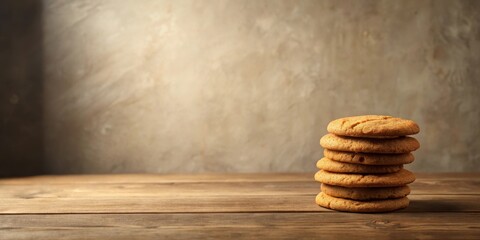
xmin=314 ymin=169 xmax=416 ymax=187
xmin=316 ymin=192 xmax=409 ymax=212
xmin=316 ymin=158 xmax=403 ymax=174
xmin=321 ymin=184 xmax=410 ymax=200
xmin=324 ymin=149 xmax=415 ymax=165
xmin=327 ymin=115 xmax=420 ymax=138
xmin=320 ymin=133 xmax=420 ymax=154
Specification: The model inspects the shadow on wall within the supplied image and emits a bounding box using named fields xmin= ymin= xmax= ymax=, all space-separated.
xmin=0 ymin=0 xmax=44 ymax=177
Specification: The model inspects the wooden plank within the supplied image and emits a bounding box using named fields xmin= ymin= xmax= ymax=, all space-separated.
xmin=0 ymin=194 xmax=479 ymax=214
xmin=1 ymin=173 xmax=478 ymax=185
xmin=0 ymin=182 xmax=314 ymax=198
xmin=0 ymin=177 xmax=480 ymax=198
xmin=1 ymin=212 xmax=479 ymax=240
xmin=0 ymin=173 xmax=479 ymax=214
xmin=0 ymin=178 xmax=478 ymax=198
xmin=0 ymin=173 xmax=315 ymax=185
xmin=409 ymin=178 xmax=480 ymax=194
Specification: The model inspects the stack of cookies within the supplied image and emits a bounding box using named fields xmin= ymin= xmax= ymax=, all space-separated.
xmin=315 ymin=115 xmax=420 ymax=212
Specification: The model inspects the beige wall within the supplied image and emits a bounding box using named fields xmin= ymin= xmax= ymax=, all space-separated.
xmin=3 ymin=0 xmax=480 ymax=175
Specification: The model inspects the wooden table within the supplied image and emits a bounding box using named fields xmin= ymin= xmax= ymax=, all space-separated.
xmin=0 ymin=173 xmax=479 ymax=239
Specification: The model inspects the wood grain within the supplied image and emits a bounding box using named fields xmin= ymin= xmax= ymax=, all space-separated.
xmin=0 ymin=173 xmax=315 ymax=184
xmin=1 ymin=213 xmax=479 ymax=240
xmin=1 ymin=194 xmax=479 ymax=214
xmin=0 ymin=174 xmax=479 ymax=214
xmin=1 ymin=173 xmax=477 ymax=185
xmin=0 ymin=173 xmax=479 ymax=239
xmin=1 ymin=178 xmax=478 ymax=197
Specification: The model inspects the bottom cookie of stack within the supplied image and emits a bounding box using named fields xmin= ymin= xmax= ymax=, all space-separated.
xmin=315 ymin=192 xmax=410 ymax=213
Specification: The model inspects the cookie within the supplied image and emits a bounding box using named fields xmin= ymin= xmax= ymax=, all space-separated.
xmin=324 ymin=149 xmax=414 ymax=165
xmin=327 ymin=115 xmax=419 ymax=138
xmin=320 ymin=133 xmax=420 ymax=154
xmin=321 ymin=184 xmax=410 ymax=200
xmin=316 ymin=158 xmax=403 ymax=174
xmin=316 ymin=192 xmax=409 ymax=212
xmin=314 ymin=169 xmax=416 ymax=187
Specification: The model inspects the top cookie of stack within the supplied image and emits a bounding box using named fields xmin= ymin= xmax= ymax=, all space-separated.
xmin=322 ymin=115 xmax=420 ymax=154
xmin=315 ymin=115 xmax=420 ymax=213
xmin=327 ymin=115 xmax=419 ymax=139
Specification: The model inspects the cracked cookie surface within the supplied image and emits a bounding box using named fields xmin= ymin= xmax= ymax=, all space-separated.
xmin=327 ymin=115 xmax=419 ymax=137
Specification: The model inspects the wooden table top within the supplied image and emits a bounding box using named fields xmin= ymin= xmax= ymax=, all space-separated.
xmin=0 ymin=173 xmax=479 ymax=239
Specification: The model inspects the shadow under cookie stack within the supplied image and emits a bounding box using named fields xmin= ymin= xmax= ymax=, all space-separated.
xmin=315 ymin=115 xmax=420 ymax=213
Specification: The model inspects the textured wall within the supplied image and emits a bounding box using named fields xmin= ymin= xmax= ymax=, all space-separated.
xmin=3 ymin=0 xmax=480 ymax=174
